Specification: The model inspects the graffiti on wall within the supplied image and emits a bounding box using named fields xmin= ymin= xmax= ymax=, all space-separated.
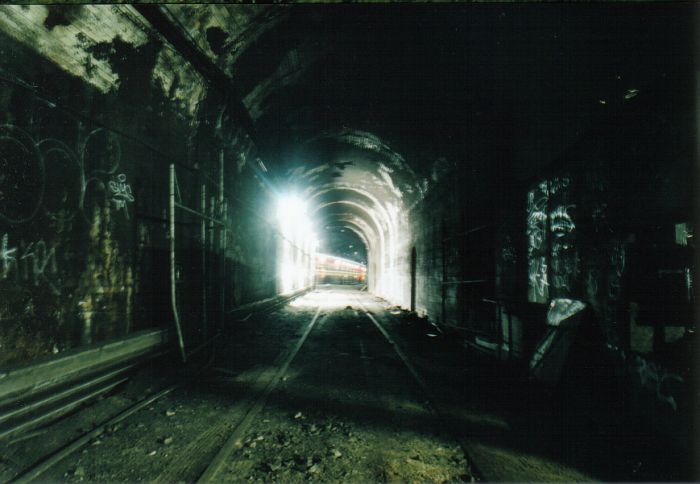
xmin=526 ymin=182 xmax=548 ymax=256
xmin=108 ymin=173 xmax=135 ymax=218
xmin=630 ymin=354 xmax=684 ymax=412
xmin=550 ymin=204 xmax=575 ymax=236
xmin=1 ymin=232 xmax=60 ymax=295
xmin=549 ymin=177 xmax=577 ymax=298
xmin=527 ymin=181 xmax=550 ymax=302
xmin=1 ymin=124 xmax=137 ymax=345
xmin=529 ymin=257 xmax=549 ymax=300
xmin=595 ymin=239 xmax=627 ymax=345
xmin=527 ymin=177 xmax=578 ymax=303
xmin=0 ymin=124 xmax=134 ymax=226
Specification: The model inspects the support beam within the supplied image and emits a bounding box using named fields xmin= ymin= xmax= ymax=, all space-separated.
xmin=134 ymin=5 xmax=260 ymax=147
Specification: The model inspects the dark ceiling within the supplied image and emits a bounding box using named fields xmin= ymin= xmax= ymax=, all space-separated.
xmin=164 ymin=3 xmax=694 ymax=263
xmin=230 ymin=5 xmax=693 ymax=168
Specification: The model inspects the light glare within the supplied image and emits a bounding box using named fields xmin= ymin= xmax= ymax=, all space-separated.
xmin=277 ymin=194 xmax=307 ymax=223
xmin=277 ymin=193 xmax=317 ymax=294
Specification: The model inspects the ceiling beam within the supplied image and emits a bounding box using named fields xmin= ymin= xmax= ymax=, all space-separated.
xmin=134 ymin=5 xmax=261 ymax=147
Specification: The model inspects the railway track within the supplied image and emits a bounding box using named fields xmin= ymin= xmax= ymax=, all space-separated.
xmin=4 ymin=304 xmax=322 ymax=483
xmin=194 ymin=293 xmax=479 ymax=482
xmin=8 ymin=290 xmax=479 ymax=482
xmin=196 ymin=305 xmax=324 ymax=482
xmin=352 ymin=295 xmax=484 ymax=482
xmin=12 ymin=385 xmax=180 ymax=483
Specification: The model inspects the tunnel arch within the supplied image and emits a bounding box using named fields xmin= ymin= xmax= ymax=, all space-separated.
xmin=308 ymin=185 xmax=405 ymax=299
xmin=319 ymin=222 xmax=371 ymax=258
xmin=314 ymin=200 xmax=386 ymax=292
xmin=316 ymin=212 xmax=375 ymax=255
xmin=284 ymin=127 xmax=418 ymax=304
xmin=313 ymin=199 xmax=384 ymax=244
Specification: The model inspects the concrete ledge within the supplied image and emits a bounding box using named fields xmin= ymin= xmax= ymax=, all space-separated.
xmin=0 ymin=287 xmax=310 ymax=407
xmin=0 ymin=328 xmax=169 ymax=406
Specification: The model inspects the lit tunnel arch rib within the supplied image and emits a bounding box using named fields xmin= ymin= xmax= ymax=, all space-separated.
xmin=308 ymin=187 xmax=406 ymax=299
xmin=317 ymin=218 xmax=374 ymax=257
xmin=313 ymin=200 xmax=383 ymax=248
xmin=328 ymin=221 xmax=372 ymax=251
xmin=316 ymin=212 xmax=378 ymax=282
xmin=287 ymin=128 xmax=419 ymax=303
xmin=310 ymin=192 xmax=387 ymax=251
xmin=312 ymin=198 xmax=386 ymax=291
xmin=309 ymin=186 xmax=396 ymax=236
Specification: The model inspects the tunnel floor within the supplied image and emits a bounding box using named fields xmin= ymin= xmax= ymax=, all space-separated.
xmin=3 ymin=286 xmax=687 ymax=482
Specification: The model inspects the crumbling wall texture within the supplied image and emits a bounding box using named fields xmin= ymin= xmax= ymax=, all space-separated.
xmin=409 ymin=83 xmax=695 ymax=441
xmin=0 ymin=6 xmax=278 ymax=367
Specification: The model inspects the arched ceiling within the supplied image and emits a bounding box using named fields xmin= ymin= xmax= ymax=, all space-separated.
xmin=282 ymin=130 xmax=420 ymax=253
xmin=319 ymin=223 xmax=368 ymax=265
xmin=157 ymin=4 xmax=693 ymax=249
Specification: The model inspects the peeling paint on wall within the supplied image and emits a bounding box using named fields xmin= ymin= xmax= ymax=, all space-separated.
xmin=0 ymin=5 xmax=148 ymax=94
xmin=151 ymin=46 xmax=207 ymax=121
xmin=0 ymin=6 xmax=207 ymax=123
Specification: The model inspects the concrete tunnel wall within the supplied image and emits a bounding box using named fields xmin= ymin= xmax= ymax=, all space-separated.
xmin=0 ymin=4 xmax=697 ymax=445
xmin=0 ymin=6 xmax=300 ymax=367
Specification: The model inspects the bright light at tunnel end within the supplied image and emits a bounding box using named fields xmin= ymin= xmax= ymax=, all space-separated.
xmin=277 ymin=194 xmax=308 ymax=222
xmin=277 ymin=193 xmax=318 ymax=294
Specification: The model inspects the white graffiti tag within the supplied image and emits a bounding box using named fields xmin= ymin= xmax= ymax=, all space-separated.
xmin=1 ymin=233 xmax=60 ymax=295
xmin=1 ymin=233 xmax=17 ymax=279
xmin=550 ymin=204 xmax=576 ymax=236
xmin=108 ymin=173 xmax=135 ymax=218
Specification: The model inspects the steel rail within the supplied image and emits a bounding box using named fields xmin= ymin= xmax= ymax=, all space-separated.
xmin=5 ymin=292 xmax=311 ymax=481
xmin=0 ymin=363 xmax=144 ymax=442
xmin=11 ymin=384 xmax=180 ymax=483
xmin=0 ymin=339 xmax=172 ymax=443
xmin=9 ymin=325 xmax=223 ymax=481
xmin=197 ymin=305 xmax=324 ymax=482
xmin=0 ymin=377 xmax=128 ymax=444
xmin=353 ymin=295 xmax=485 ymax=481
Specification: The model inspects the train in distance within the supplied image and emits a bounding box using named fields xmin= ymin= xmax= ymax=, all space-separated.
xmin=315 ymin=253 xmax=366 ymax=284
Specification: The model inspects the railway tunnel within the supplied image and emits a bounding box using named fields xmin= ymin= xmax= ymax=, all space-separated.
xmin=0 ymin=4 xmax=698 ymax=482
